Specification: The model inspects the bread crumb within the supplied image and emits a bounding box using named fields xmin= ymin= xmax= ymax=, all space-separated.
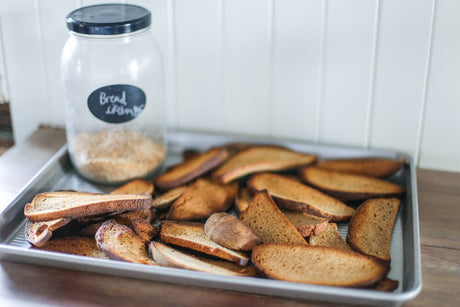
xmin=72 ymin=130 xmax=165 ymax=183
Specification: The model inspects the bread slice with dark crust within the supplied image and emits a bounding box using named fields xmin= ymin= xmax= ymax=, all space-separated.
xmin=375 ymin=277 xmax=399 ymax=292
xmin=160 ymin=220 xmax=249 ymax=266
xmin=248 ymin=173 xmax=355 ymax=222
xmin=24 ymin=191 xmax=152 ymax=222
xmin=316 ymin=158 xmax=404 ymax=178
xmin=155 ymin=148 xmax=229 ymax=190
xmin=34 ymin=236 xmax=108 ymax=259
xmin=309 ymin=223 xmax=352 ymax=250
xmin=149 ymin=241 xmax=258 ymax=277
xmin=280 ymin=210 xmax=328 ymax=237
xmin=166 ymin=179 xmax=237 ymax=221
xmin=299 ymin=167 xmax=405 ymax=201
xmin=234 ymin=187 xmax=252 ymax=216
xmin=239 ymin=191 xmax=307 ymax=245
xmin=151 ymin=185 xmax=187 ymax=210
xmin=95 ymin=219 xmax=156 ymax=265
xmin=347 ymin=198 xmax=401 ymax=265
xmin=252 ymin=244 xmax=386 ymax=288
xmin=25 ymin=218 xmax=71 ymax=247
xmin=111 ymin=179 xmax=154 ymax=195
xmin=212 ymin=146 xmax=316 ymax=184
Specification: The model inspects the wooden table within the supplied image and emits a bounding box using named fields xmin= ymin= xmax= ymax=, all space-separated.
xmin=0 ymin=127 xmax=458 ymax=307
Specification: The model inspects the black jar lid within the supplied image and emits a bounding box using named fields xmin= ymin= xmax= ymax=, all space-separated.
xmin=66 ymin=4 xmax=151 ymax=35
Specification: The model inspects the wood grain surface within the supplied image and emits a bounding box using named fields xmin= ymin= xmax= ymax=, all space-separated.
xmin=0 ymin=128 xmax=459 ymax=307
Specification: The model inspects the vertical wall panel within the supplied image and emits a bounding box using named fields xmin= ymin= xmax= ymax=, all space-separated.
xmin=0 ymin=0 xmax=47 ymax=143
xmin=370 ymin=0 xmax=433 ymax=155
xmin=318 ymin=0 xmax=377 ymax=147
xmin=271 ymin=0 xmax=322 ymax=141
xmin=222 ymin=0 xmax=271 ymax=135
xmin=419 ymin=0 xmax=460 ymax=172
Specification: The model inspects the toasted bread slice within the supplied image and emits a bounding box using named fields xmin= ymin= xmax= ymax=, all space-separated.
xmin=252 ymin=244 xmax=386 ymax=287
xmin=204 ymin=212 xmax=262 ymax=251
xmin=25 ymin=218 xmax=71 ymax=247
xmin=375 ymin=277 xmax=399 ymax=292
xmin=24 ymin=191 xmax=152 ymax=222
xmin=95 ymin=219 xmax=156 ymax=265
xmin=129 ymin=218 xmax=158 ymax=243
xmin=347 ymin=198 xmax=401 ymax=264
xmin=34 ymin=236 xmax=108 ymax=259
xmin=234 ymin=187 xmax=252 ymax=216
xmin=212 ymin=146 xmax=316 ymax=184
xmin=155 ymin=148 xmax=229 ymax=190
xmin=309 ymin=223 xmax=351 ymax=250
xmin=280 ymin=210 xmax=328 ymax=237
xmin=248 ymin=173 xmax=354 ymax=222
xmin=151 ymin=185 xmax=187 ymax=210
xmin=149 ymin=241 xmax=258 ymax=277
xmin=111 ymin=179 xmax=154 ymax=195
xmin=239 ymin=191 xmax=307 ymax=245
xmin=316 ymin=158 xmax=404 ymax=178
xmin=166 ymin=179 xmax=237 ymax=221
xmin=299 ymin=167 xmax=405 ymax=201
xmin=160 ymin=220 xmax=249 ymax=266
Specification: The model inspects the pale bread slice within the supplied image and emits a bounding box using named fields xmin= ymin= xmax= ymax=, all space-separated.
xmin=34 ymin=236 xmax=108 ymax=259
xmin=110 ymin=179 xmax=154 ymax=195
xmin=95 ymin=219 xmax=156 ymax=265
xmin=309 ymin=223 xmax=352 ymax=250
xmin=252 ymin=244 xmax=386 ymax=287
xmin=25 ymin=218 xmax=71 ymax=247
xmin=212 ymin=146 xmax=316 ymax=184
xmin=316 ymin=158 xmax=403 ymax=178
xmin=299 ymin=167 xmax=405 ymax=201
xmin=248 ymin=173 xmax=355 ymax=222
xmin=155 ymin=148 xmax=229 ymax=190
xmin=160 ymin=220 xmax=249 ymax=266
xmin=280 ymin=209 xmax=328 ymax=237
xmin=239 ymin=191 xmax=307 ymax=245
xmin=166 ymin=179 xmax=237 ymax=221
xmin=347 ymin=198 xmax=401 ymax=264
xmin=149 ymin=241 xmax=258 ymax=277
xmin=151 ymin=185 xmax=187 ymax=210
xmin=24 ymin=191 xmax=152 ymax=222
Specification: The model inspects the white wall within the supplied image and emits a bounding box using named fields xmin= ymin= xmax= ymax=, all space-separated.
xmin=0 ymin=0 xmax=459 ymax=172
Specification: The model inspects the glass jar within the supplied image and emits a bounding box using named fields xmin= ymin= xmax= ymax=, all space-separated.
xmin=61 ymin=4 xmax=166 ymax=184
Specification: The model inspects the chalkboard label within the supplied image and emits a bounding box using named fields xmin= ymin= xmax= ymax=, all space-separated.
xmin=87 ymin=84 xmax=146 ymax=123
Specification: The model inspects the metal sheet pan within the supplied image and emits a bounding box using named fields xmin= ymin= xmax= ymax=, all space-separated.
xmin=0 ymin=130 xmax=422 ymax=306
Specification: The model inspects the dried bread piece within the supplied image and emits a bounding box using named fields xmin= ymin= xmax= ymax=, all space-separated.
xmin=248 ymin=173 xmax=354 ymax=222
xmin=375 ymin=277 xmax=399 ymax=292
xmin=212 ymin=146 xmax=316 ymax=184
xmin=234 ymin=187 xmax=252 ymax=216
xmin=239 ymin=191 xmax=307 ymax=245
xmin=110 ymin=178 xmax=154 ymax=195
xmin=347 ymin=198 xmax=401 ymax=264
xmin=25 ymin=218 xmax=71 ymax=247
xmin=95 ymin=219 xmax=156 ymax=265
xmin=129 ymin=218 xmax=158 ymax=243
xmin=299 ymin=167 xmax=405 ymax=201
xmin=151 ymin=185 xmax=187 ymax=210
xmin=252 ymin=244 xmax=387 ymax=287
xmin=166 ymin=179 xmax=237 ymax=221
xmin=160 ymin=220 xmax=249 ymax=266
xmin=155 ymin=148 xmax=229 ymax=190
xmin=204 ymin=212 xmax=262 ymax=251
xmin=34 ymin=236 xmax=108 ymax=259
xmin=280 ymin=210 xmax=328 ymax=237
xmin=309 ymin=223 xmax=351 ymax=250
xmin=316 ymin=158 xmax=403 ymax=178
xmin=24 ymin=191 xmax=152 ymax=222
xmin=149 ymin=241 xmax=258 ymax=277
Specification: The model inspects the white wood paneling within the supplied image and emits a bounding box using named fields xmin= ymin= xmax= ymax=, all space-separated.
xmin=419 ymin=0 xmax=460 ymax=171
xmin=370 ymin=0 xmax=433 ymax=155
xmin=318 ymin=0 xmax=377 ymax=147
xmin=222 ymin=0 xmax=271 ymax=135
xmin=271 ymin=0 xmax=322 ymax=141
